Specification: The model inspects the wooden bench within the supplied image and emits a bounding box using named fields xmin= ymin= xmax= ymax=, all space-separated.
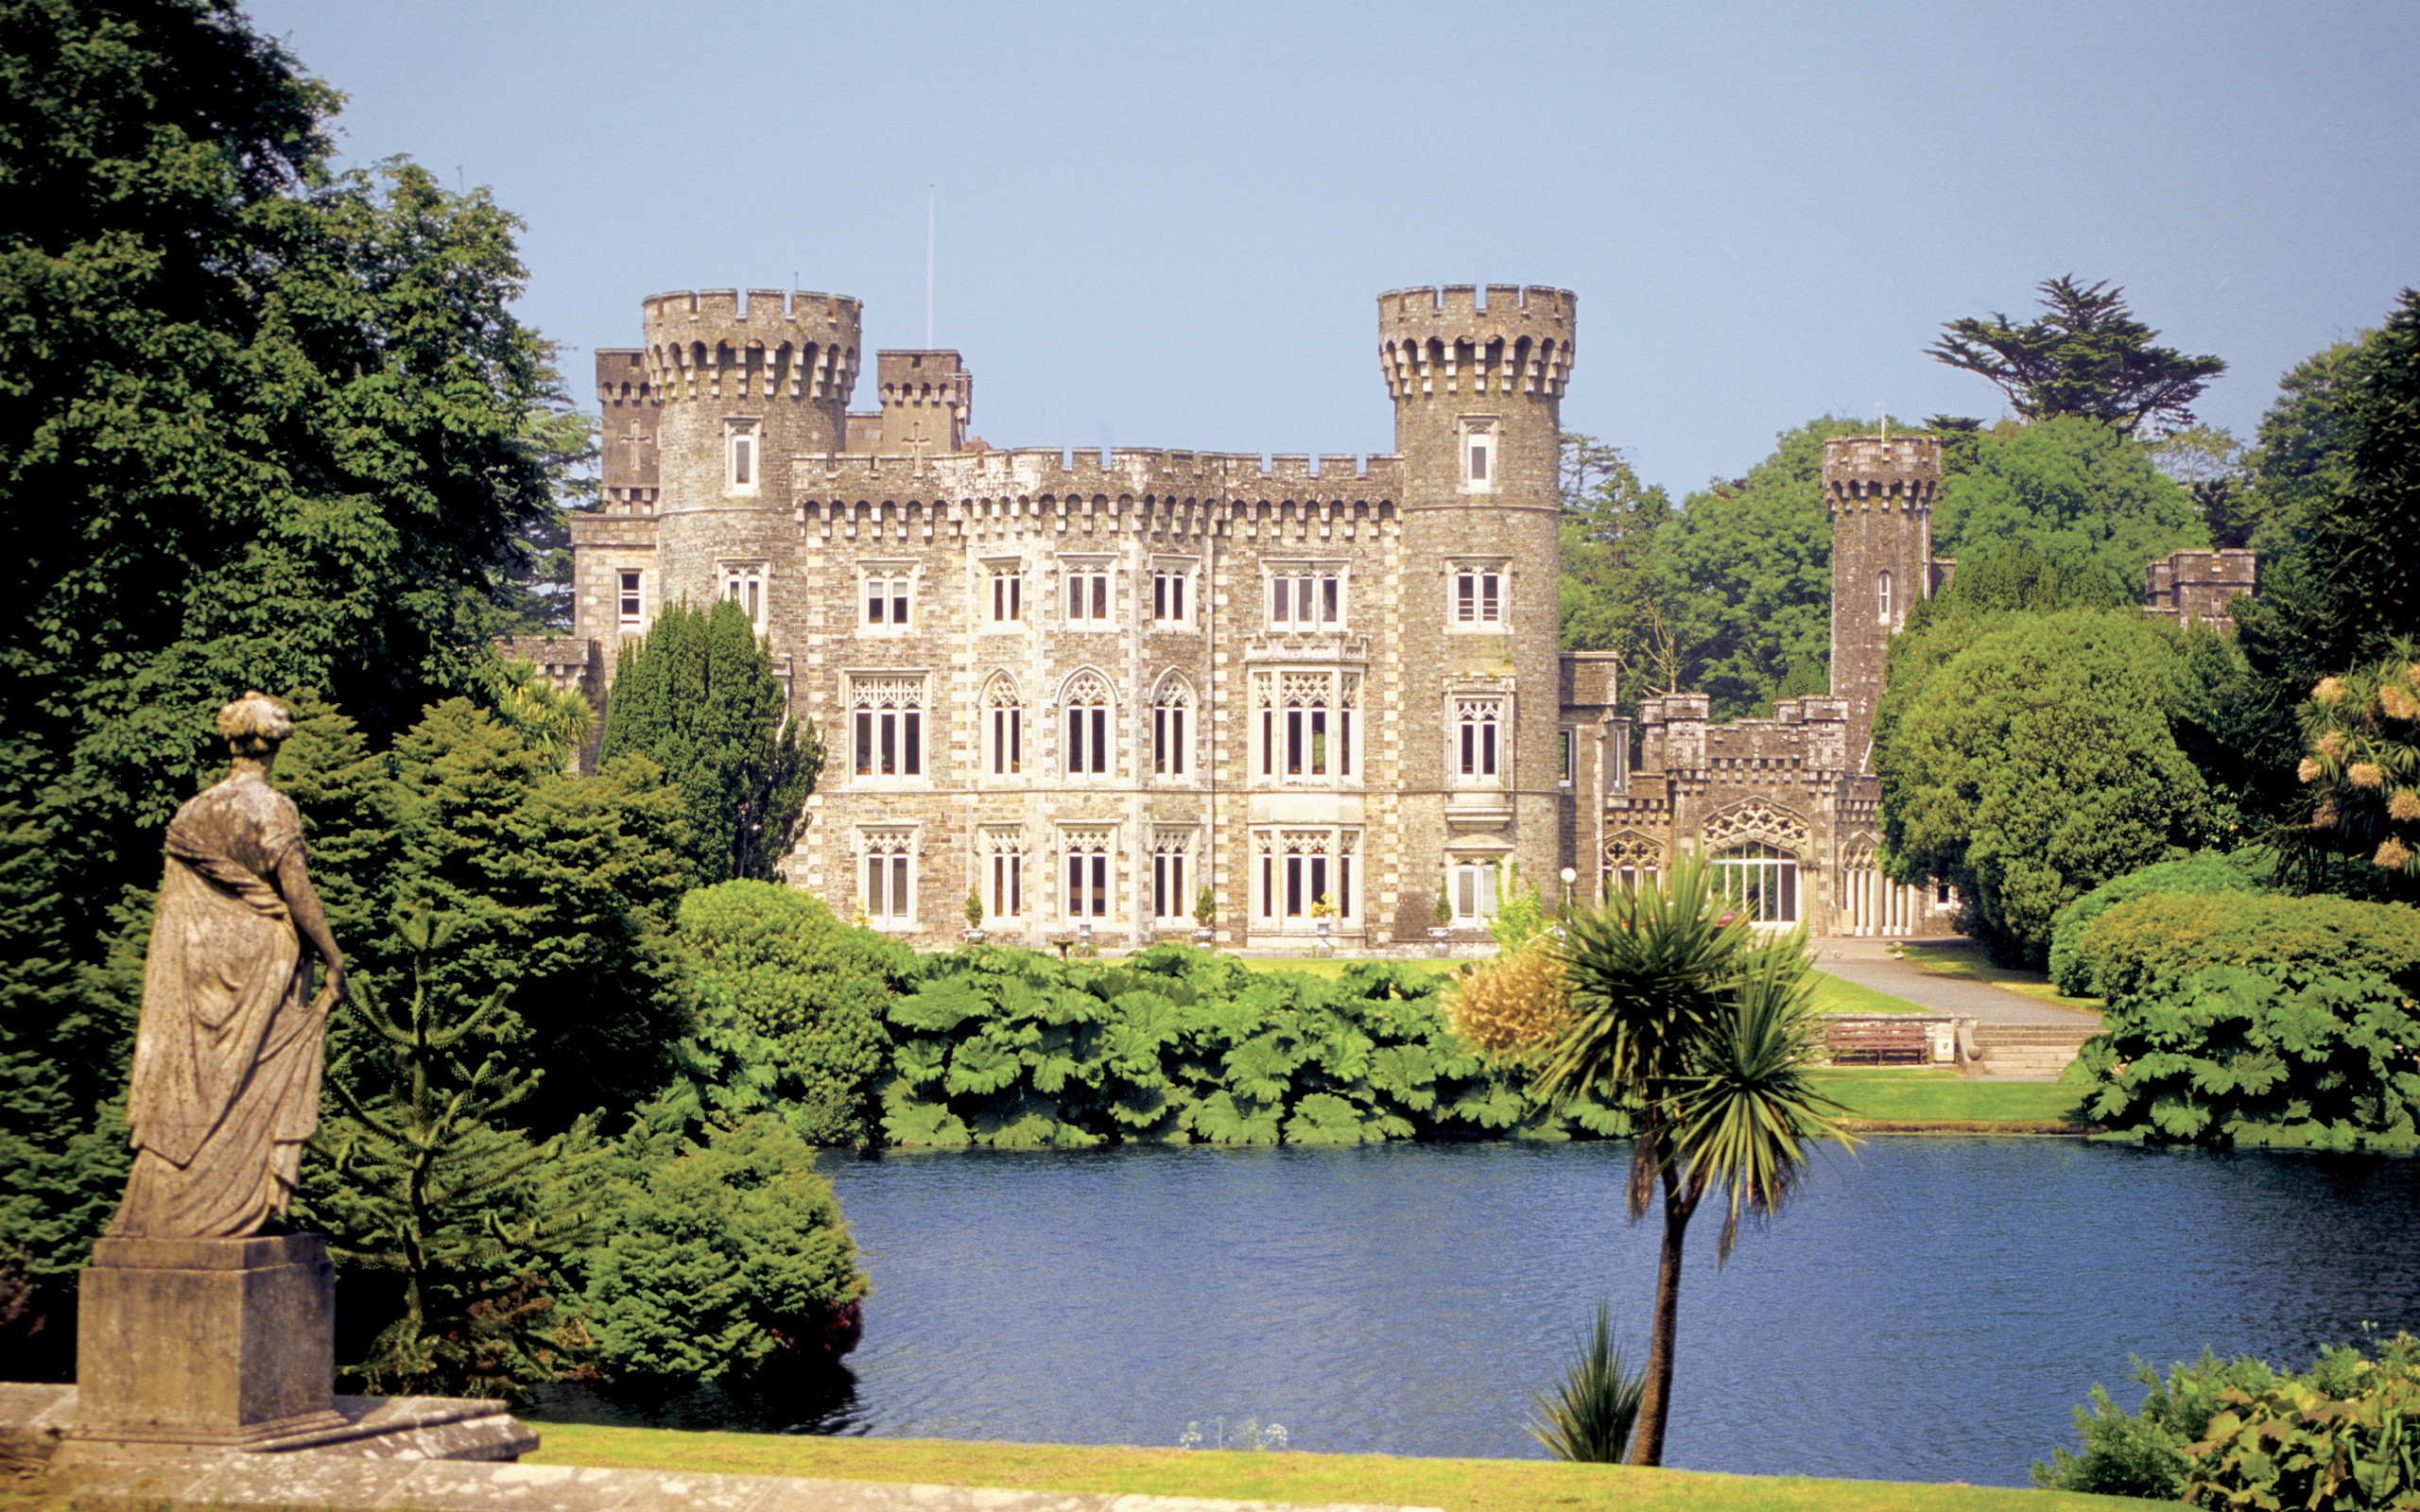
xmin=1823 ymin=1016 xmax=1932 ymax=1066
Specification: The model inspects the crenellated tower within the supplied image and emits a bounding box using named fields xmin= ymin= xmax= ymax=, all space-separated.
xmin=1381 ymin=284 xmax=1576 ymax=935
xmin=873 ymin=350 xmax=974 ymax=455
xmin=1824 ymin=434 xmax=1940 ymax=766
xmin=641 ymin=287 xmax=861 ymax=636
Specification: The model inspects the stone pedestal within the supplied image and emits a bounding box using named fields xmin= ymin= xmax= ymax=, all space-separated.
xmin=66 ymin=1234 xmax=343 ymax=1454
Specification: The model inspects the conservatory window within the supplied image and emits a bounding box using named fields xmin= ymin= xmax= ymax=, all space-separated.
xmin=1711 ymin=842 xmax=1798 ymax=924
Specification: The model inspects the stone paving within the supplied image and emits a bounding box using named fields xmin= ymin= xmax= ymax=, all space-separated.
xmin=1811 ymin=938 xmax=2099 ymax=1027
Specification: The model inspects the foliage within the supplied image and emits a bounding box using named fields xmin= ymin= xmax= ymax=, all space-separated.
xmin=280 ymin=694 xmax=696 ymax=1135
xmin=1931 ymin=417 xmax=2208 ymax=595
xmin=1529 ymin=857 xmax=1852 ymax=1465
xmin=2280 ymin=639 xmax=2420 ymax=896
xmin=1928 ymin=276 xmax=2226 ymax=436
xmin=304 ymin=908 xmax=597 ymax=1399
xmin=1557 ymin=432 xmax=1672 ymax=664
xmin=874 ymin=946 xmax=1620 ymax=1149
xmin=1489 ymin=866 xmax=1552 ymax=954
xmin=675 ymin=882 xmax=911 ymax=1145
xmin=492 ymin=395 xmax=600 ymax=636
xmin=578 ymin=1107 xmax=867 ymax=1386
xmin=596 ymin=598 xmax=823 ymax=886
xmin=2186 ymin=1336 xmax=2420 ymax=1511
xmin=1878 ymin=610 xmax=2215 ymax=966
xmin=0 ymin=0 xmax=571 ymax=1358
xmin=2069 ymin=889 xmax=2420 ymax=1007
xmin=1193 ymin=885 xmax=1218 ymax=930
xmin=1448 ymin=941 xmax=1574 ymax=1064
xmin=476 ymin=656 xmax=595 ymax=778
xmin=1527 ymin=1299 xmax=1645 ymax=1465
xmin=1901 ymin=541 xmax=2130 ymax=640
xmin=2033 ymin=1350 xmax=2285 ymax=1500
xmin=2047 ymin=853 xmax=2265 ymax=997
xmin=2144 ymin=425 xmax=2255 ymax=549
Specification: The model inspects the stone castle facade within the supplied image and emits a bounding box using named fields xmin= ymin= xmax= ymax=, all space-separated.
xmin=538 ymin=282 xmax=2081 ymax=949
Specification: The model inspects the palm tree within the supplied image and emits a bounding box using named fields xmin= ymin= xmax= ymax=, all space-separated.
xmin=1534 ymin=855 xmax=1853 ymax=1467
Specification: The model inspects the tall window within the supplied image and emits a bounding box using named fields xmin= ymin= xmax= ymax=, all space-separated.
xmin=1063 ymin=829 xmax=1112 ymax=919
xmin=984 ymin=830 xmax=1025 ymax=921
xmin=1454 ymin=568 xmax=1502 ymax=625
xmin=617 ymin=571 xmax=642 ymax=627
xmin=1877 ymin=569 xmax=1893 ymax=624
xmin=862 ymin=831 xmax=913 ymax=924
xmin=1151 ymin=566 xmax=1190 ymax=625
xmin=1254 ymin=671 xmax=1357 ymax=782
xmin=1468 ymin=438 xmax=1488 ymax=482
xmin=1451 ymin=859 xmax=1499 ymax=922
xmin=1712 ymin=842 xmax=1798 ymax=924
xmin=1460 ymin=418 xmax=1497 ymax=493
xmin=1257 ymin=830 xmax=1357 ymax=923
xmin=1151 ymin=832 xmax=1192 ymax=921
xmin=851 ymin=677 xmax=925 ymax=779
xmin=1063 ymin=673 xmax=1112 ymax=777
xmin=1267 ymin=566 xmax=1343 ymax=628
xmin=1608 ymin=834 xmax=1663 ymax=899
xmin=1559 ymin=729 xmax=1574 ymax=784
xmin=1065 ymin=564 xmax=1112 ymax=625
xmin=984 ymin=675 xmax=1023 ymax=777
xmin=726 ymin=421 xmax=759 ymax=492
xmin=723 ymin=564 xmax=766 ymax=629
xmin=864 ymin=573 xmax=911 ymax=628
xmin=1456 ymin=696 xmax=1503 ymax=781
xmin=990 ymin=564 xmax=1024 ymax=625
xmin=1152 ymin=679 xmax=1190 ymax=776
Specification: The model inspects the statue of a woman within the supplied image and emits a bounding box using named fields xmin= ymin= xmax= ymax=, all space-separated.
xmin=110 ymin=692 xmax=345 ymax=1238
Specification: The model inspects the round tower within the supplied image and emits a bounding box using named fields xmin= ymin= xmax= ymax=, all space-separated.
xmin=641 ymin=287 xmax=862 ymax=627
xmin=1380 ymin=284 xmax=1576 ymax=936
xmin=1824 ymin=434 xmax=1941 ymax=767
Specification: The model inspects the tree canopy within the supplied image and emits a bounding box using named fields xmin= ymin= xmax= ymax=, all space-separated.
xmin=1931 ymin=416 xmax=2208 ymax=595
xmin=1929 ymin=275 xmax=2225 ymax=436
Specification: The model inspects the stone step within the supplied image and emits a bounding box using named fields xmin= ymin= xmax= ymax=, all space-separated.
xmin=1972 ymin=1025 xmax=2097 ymax=1045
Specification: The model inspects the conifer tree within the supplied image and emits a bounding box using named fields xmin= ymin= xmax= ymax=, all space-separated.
xmin=599 ymin=599 xmax=822 ymax=885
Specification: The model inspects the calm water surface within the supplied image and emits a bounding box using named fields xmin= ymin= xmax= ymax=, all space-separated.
xmin=533 ymin=1139 xmax=2420 ymax=1486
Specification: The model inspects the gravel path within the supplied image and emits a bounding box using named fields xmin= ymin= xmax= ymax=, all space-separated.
xmin=1811 ymin=955 xmax=2100 ymax=1025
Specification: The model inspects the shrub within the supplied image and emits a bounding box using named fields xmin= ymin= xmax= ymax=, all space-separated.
xmin=2073 ymin=890 xmax=2420 ymax=1005
xmin=2034 ymin=1350 xmax=2282 ymax=1501
xmin=1526 ymin=1299 xmax=1644 ymax=1464
xmin=2048 ymin=852 xmax=2264 ymax=997
xmin=2186 ymin=1336 xmax=2420 ymax=1510
xmin=677 ymin=882 xmax=914 ymax=1144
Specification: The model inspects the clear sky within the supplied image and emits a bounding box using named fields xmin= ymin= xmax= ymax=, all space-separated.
xmin=245 ymin=0 xmax=2420 ymax=497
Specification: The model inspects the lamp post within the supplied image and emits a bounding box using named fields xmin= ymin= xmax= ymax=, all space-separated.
xmin=1559 ymin=866 xmax=1578 ymax=919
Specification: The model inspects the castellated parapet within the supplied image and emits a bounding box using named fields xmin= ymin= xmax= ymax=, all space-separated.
xmin=1825 ymin=435 xmax=1940 ymax=766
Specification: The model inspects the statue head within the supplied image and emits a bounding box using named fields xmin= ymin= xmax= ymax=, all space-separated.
xmin=216 ymin=692 xmax=292 ymax=759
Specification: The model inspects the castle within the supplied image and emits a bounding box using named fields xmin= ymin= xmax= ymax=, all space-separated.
xmin=531 ymin=283 xmax=1983 ymax=948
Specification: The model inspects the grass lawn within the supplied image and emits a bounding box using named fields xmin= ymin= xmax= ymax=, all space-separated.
xmin=520 ymin=1423 xmax=2138 ymax=1512
xmin=1810 ymin=1071 xmax=2087 ymax=1129
xmin=1895 ymin=940 xmax=2101 ymax=1013
xmin=1807 ymin=971 xmax=1930 ymax=1016
xmin=1235 ymin=955 xmax=1465 ymax=981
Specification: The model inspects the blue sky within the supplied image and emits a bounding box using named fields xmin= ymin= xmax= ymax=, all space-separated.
xmin=246 ymin=0 xmax=2420 ymax=497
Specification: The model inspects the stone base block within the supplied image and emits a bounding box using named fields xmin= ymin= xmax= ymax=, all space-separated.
xmin=10 ymin=1384 xmax=536 ymax=1470
xmin=64 ymin=1233 xmax=342 ymax=1456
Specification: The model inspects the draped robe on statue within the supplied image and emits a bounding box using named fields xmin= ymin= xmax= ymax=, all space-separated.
xmin=111 ymin=771 xmax=325 ymax=1238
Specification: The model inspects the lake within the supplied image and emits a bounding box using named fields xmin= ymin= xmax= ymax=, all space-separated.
xmin=532 ymin=1137 xmax=2420 ymax=1487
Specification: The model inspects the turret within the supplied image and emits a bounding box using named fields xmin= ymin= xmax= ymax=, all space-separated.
xmin=873 ymin=350 xmax=973 ymax=455
xmin=1381 ymin=284 xmax=1576 ymax=936
xmin=1825 ymin=434 xmax=1940 ymax=765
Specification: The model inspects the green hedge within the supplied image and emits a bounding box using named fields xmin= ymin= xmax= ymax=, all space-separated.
xmin=2047 ymin=853 xmax=2263 ymax=997
xmin=874 ymin=945 xmax=1627 ymax=1147
xmin=2071 ymin=891 xmax=2420 ymax=1005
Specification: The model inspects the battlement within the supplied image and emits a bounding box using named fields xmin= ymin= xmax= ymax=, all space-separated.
xmin=593 ymin=349 xmax=658 ymax=406
xmin=791 ymin=446 xmax=1402 ymax=499
xmin=640 ymin=289 xmax=862 ymax=404
xmin=2147 ymin=546 xmax=2257 ymax=627
xmin=873 ymin=351 xmax=973 ymax=454
xmin=1824 ymin=435 xmax=1941 ymax=508
xmin=1379 ymin=284 xmax=1575 ymax=401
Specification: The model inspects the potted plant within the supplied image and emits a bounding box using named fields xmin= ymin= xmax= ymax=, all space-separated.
xmin=1310 ymin=892 xmax=1336 ymax=952
xmin=1429 ymin=878 xmax=1454 ymax=954
xmin=962 ymin=885 xmax=985 ymax=944
xmin=1192 ymin=884 xmax=1218 ymax=947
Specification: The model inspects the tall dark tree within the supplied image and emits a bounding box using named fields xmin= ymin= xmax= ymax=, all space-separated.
xmin=1929 ymin=276 xmax=2225 ymax=437
xmin=598 ymin=599 xmax=823 ymax=885
xmin=0 ymin=0 xmax=562 ymax=1367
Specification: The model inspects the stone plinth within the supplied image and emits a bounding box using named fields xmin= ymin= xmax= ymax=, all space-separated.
xmin=67 ymin=1233 xmax=342 ymax=1455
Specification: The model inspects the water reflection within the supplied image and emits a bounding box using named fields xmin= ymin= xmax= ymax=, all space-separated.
xmin=527 ymin=1139 xmax=2420 ymax=1486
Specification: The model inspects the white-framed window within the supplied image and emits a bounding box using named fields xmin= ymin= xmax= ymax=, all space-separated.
xmin=725 ymin=419 xmax=761 ymax=494
xmin=1460 ymin=416 xmax=1498 ymax=494
xmin=1455 ymin=696 xmax=1504 ymax=782
xmin=1453 ymin=564 xmax=1505 ymax=626
xmin=1062 ymin=671 xmax=1113 ymax=778
xmin=1150 ymin=563 xmax=1193 ymax=626
xmin=1256 ymin=829 xmax=1358 ymax=925
xmin=1877 ymin=569 xmax=1893 ymax=625
xmin=1063 ymin=559 xmax=1113 ymax=627
xmin=983 ymin=673 xmax=1023 ymax=777
xmin=1150 ymin=830 xmax=1194 ymax=922
xmin=850 ymin=675 xmax=925 ymax=780
xmin=861 ymin=563 xmax=914 ymax=630
xmin=1712 ymin=842 xmax=1798 ymax=924
xmin=861 ymin=829 xmax=915 ymax=926
xmin=1266 ymin=563 xmax=1345 ymax=629
xmin=983 ymin=828 xmax=1025 ymax=922
xmin=988 ymin=560 xmax=1024 ymax=626
xmin=1253 ymin=670 xmax=1357 ymax=783
xmin=1062 ymin=827 xmax=1114 ymax=920
xmin=1449 ymin=857 xmax=1501 ymax=922
xmin=617 ymin=570 xmax=643 ymax=628
xmin=1608 ymin=835 xmax=1663 ymax=899
xmin=1151 ymin=677 xmax=1192 ymax=777
xmin=721 ymin=562 xmax=768 ymax=630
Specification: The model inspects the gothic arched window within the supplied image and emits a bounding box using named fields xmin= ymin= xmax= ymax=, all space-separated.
xmin=1063 ymin=672 xmax=1112 ymax=777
